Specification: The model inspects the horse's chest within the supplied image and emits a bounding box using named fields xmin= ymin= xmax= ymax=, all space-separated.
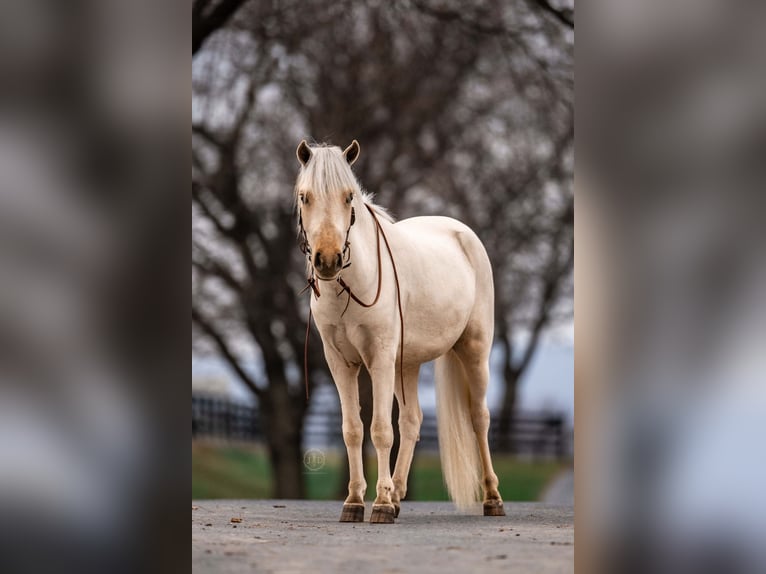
xmin=324 ymin=323 xmax=363 ymax=365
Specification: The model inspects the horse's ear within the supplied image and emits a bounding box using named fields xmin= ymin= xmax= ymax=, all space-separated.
xmin=296 ymin=140 xmax=312 ymax=166
xmin=343 ymin=140 xmax=360 ymax=166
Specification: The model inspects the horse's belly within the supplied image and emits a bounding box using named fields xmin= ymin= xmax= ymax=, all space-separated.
xmin=403 ymin=340 xmax=454 ymax=365
xmin=403 ymin=293 xmax=474 ymax=363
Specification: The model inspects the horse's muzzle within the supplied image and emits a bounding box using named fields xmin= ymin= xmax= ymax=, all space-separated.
xmin=314 ymin=249 xmax=343 ymax=279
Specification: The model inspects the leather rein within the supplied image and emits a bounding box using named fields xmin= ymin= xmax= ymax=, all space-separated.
xmin=299 ymin=203 xmax=406 ymax=406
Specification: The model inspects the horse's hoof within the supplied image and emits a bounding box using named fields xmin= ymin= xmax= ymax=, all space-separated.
xmin=370 ymin=504 xmax=396 ymax=524
xmin=393 ymin=502 xmax=400 ymax=518
xmin=483 ymin=500 xmax=506 ymax=517
xmin=339 ymin=503 xmax=365 ymax=522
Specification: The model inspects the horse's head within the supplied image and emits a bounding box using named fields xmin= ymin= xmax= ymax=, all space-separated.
xmin=295 ymin=140 xmax=361 ymax=280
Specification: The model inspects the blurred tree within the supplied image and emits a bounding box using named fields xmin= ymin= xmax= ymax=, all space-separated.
xmin=191 ymin=0 xmax=324 ymax=499
xmin=192 ymin=0 xmax=573 ymax=496
xmin=193 ymin=0 xmax=251 ymax=55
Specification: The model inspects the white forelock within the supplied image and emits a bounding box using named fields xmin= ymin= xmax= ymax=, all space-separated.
xmin=294 ymin=144 xmax=395 ymax=223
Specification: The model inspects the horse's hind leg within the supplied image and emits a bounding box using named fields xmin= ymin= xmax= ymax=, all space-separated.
xmin=391 ymin=365 xmax=423 ymax=518
xmin=454 ymin=335 xmax=505 ymax=516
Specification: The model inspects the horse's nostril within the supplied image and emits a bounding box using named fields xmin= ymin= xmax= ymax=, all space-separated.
xmin=314 ymin=251 xmax=322 ymax=268
xmin=336 ymin=253 xmax=342 ymax=268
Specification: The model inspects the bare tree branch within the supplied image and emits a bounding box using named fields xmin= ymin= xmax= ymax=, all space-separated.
xmin=193 ymin=0 xmax=251 ymax=55
xmin=410 ymin=0 xmax=533 ymax=37
xmin=192 ymin=182 xmax=233 ymax=238
xmin=511 ymin=195 xmax=573 ymax=378
xmin=527 ymin=0 xmax=574 ymax=29
xmin=192 ymin=123 xmax=224 ymax=148
xmin=192 ymin=245 xmax=242 ymax=294
xmin=192 ymin=306 xmax=263 ymax=398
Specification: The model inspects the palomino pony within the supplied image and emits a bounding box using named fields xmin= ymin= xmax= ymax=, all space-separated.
xmin=295 ymin=140 xmax=505 ymax=523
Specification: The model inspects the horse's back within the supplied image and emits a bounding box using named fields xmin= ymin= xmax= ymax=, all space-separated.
xmin=395 ymin=215 xmax=493 ymax=283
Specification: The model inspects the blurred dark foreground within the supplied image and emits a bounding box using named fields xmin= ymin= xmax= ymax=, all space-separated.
xmin=0 ymin=1 xmax=187 ymax=573
xmin=579 ymin=2 xmax=766 ymax=573
xmin=0 ymin=2 xmax=765 ymax=574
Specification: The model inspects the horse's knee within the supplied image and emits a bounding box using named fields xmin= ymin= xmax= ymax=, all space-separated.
xmin=370 ymin=418 xmax=393 ymax=449
xmin=342 ymin=420 xmax=363 ymax=447
xmin=343 ymin=428 xmax=363 ymax=448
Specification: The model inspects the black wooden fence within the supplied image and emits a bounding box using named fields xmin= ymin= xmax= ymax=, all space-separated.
xmin=192 ymin=394 xmax=570 ymax=459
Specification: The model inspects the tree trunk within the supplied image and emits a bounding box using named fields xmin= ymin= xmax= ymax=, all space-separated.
xmin=267 ymin=431 xmax=305 ymax=499
xmin=262 ymin=383 xmax=306 ymax=499
xmin=496 ymin=332 xmax=519 ymax=453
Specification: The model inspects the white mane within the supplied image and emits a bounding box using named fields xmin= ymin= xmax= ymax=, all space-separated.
xmin=294 ymin=144 xmax=394 ymax=222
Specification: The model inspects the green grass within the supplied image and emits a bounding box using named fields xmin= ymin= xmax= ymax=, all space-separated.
xmin=192 ymin=441 xmax=569 ymax=501
xmin=192 ymin=443 xmax=272 ymax=498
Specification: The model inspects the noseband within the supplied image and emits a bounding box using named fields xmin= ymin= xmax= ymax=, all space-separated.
xmin=299 ymin=203 xmax=406 ymax=406
xmin=298 ymin=206 xmax=355 ymax=297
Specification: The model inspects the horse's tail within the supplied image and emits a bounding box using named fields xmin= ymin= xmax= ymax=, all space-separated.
xmin=435 ymin=351 xmax=482 ymax=509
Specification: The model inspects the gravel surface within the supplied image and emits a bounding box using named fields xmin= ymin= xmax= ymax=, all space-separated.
xmin=192 ymin=500 xmax=574 ymax=573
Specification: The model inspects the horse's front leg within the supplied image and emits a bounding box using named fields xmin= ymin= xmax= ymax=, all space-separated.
xmin=325 ymin=352 xmax=365 ymax=522
xmin=368 ymin=359 xmax=397 ymax=523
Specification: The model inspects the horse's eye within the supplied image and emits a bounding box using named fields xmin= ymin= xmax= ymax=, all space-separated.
xmin=346 ymin=193 xmax=354 ymax=205
xmin=300 ymin=194 xmax=308 ymax=205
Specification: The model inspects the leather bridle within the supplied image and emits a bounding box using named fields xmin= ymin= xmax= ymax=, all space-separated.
xmin=298 ymin=206 xmax=355 ymax=298
xmin=299 ymin=203 xmax=406 ymax=406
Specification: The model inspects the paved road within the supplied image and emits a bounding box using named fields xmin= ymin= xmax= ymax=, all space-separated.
xmin=542 ymin=469 xmax=575 ymax=506
xmin=192 ymin=500 xmax=574 ymax=573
